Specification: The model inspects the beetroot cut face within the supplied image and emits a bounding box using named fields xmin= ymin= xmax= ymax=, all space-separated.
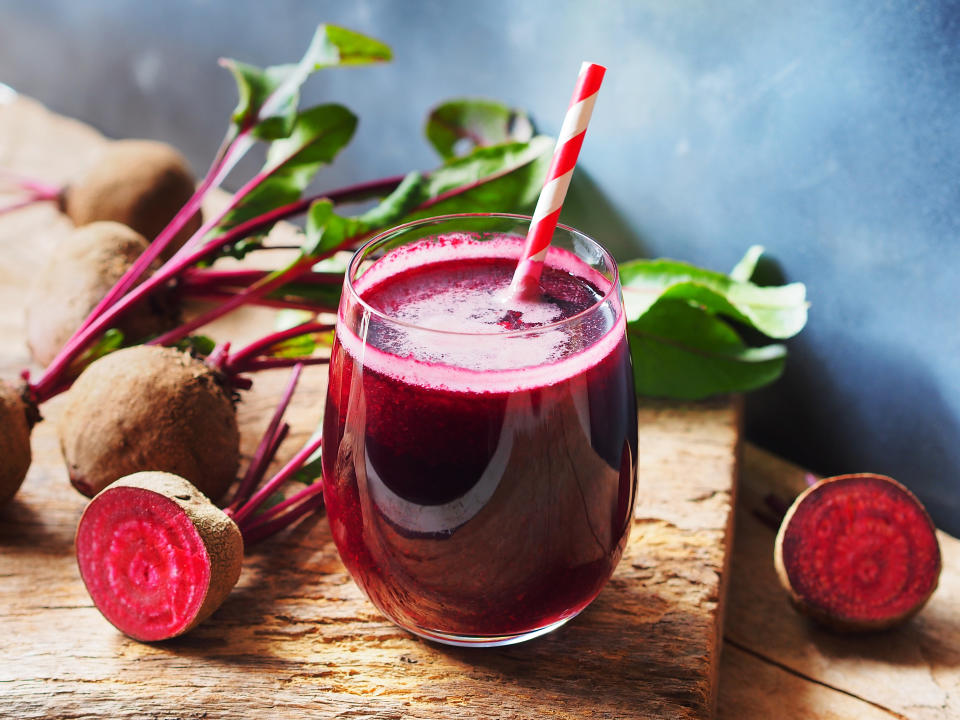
xmin=76 ymin=476 xmax=241 ymax=642
xmin=775 ymin=473 xmax=942 ymax=631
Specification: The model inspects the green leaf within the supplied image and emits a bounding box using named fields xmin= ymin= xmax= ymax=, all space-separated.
xmin=309 ymin=24 xmax=393 ymax=66
xmin=263 ymin=318 xmax=335 ymax=359
xmin=399 ymin=136 xmax=553 ymax=223
xmin=300 ymin=172 xmax=425 ymax=259
xmin=619 ymin=246 xmax=807 ymax=398
xmin=619 ymin=257 xmax=807 ymax=339
xmin=272 ymin=134 xmax=550 ymax=266
xmin=422 ymin=137 xmax=551 ymax=204
xmin=219 ymin=61 xmax=298 ymax=140
xmin=312 ymin=327 xmax=336 ymax=349
xmin=291 ymin=136 xmax=550 ymax=265
xmin=263 ymin=259 xmax=347 ymax=310
xmin=75 ymin=328 xmax=124 ymax=369
xmin=356 ymin=171 xmax=426 ymax=228
xmin=217 ymin=236 xmax=264 ymax=261
xmin=274 ymin=309 xmax=317 ymax=331
xmin=217 ymin=176 xmax=304 ymax=232
xmin=268 ymin=280 xmax=342 ymax=311
xmin=218 ymin=104 xmax=358 ymax=232
xmin=172 ymin=335 xmax=217 ymax=357
xmin=263 ymin=104 xmax=358 ymax=174
xmin=301 ymin=200 xmax=360 ymax=258
xmin=310 ymin=252 xmax=352 ymax=273
xmin=268 ymin=333 xmax=317 ymax=359
xmin=426 ymin=99 xmax=534 ymax=160
xmin=253 ymin=491 xmax=288 ymax=515
xmin=730 ymin=245 xmax=764 ymax=282
xmin=221 ymin=24 xmax=390 ymax=139
xmin=628 ymin=298 xmax=787 ymax=399
xmin=291 ymin=445 xmax=324 ymax=485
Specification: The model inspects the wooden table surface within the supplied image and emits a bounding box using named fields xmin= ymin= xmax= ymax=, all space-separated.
xmin=2 ymin=95 xmax=958 ymax=720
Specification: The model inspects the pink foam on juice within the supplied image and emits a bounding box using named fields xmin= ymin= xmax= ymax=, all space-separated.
xmin=339 ymin=235 xmax=627 ymax=393
xmin=322 ymin=233 xmax=638 ymax=641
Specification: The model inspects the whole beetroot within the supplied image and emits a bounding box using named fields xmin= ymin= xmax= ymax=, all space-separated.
xmin=25 ymin=221 xmax=178 ymax=367
xmin=59 ymin=139 xmax=202 ymax=257
xmin=58 ymin=345 xmax=239 ymax=501
xmin=0 ymin=381 xmax=33 ymax=504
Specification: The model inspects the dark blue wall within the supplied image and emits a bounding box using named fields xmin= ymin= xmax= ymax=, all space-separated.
xmin=2 ymin=1 xmax=957 ymax=532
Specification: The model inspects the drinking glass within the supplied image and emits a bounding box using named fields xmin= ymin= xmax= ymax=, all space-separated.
xmin=321 ymin=213 xmax=637 ymax=646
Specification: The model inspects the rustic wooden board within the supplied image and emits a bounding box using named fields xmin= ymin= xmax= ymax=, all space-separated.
xmin=0 ymin=95 xmax=740 ymax=719
xmin=718 ymin=445 xmax=960 ymax=720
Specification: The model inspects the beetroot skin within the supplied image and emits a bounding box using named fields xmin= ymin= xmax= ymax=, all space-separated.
xmin=25 ymin=221 xmax=178 ymax=367
xmin=0 ymin=381 xmax=33 ymax=504
xmin=76 ymin=471 xmax=243 ymax=641
xmin=58 ymin=345 xmax=239 ymax=500
xmin=60 ymin=139 xmax=202 ymax=258
xmin=775 ymin=473 xmax=941 ymax=631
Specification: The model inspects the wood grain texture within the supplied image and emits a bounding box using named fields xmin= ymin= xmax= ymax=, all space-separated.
xmin=719 ymin=445 xmax=960 ymax=720
xmin=0 ymin=96 xmax=740 ymax=719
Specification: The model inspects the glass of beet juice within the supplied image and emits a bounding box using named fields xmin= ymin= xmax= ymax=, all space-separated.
xmin=322 ymin=213 xmax=637 ymax=646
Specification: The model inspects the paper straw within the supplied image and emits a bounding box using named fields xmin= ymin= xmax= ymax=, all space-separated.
xmin=509 ymin=61 xmax=606 ymax=298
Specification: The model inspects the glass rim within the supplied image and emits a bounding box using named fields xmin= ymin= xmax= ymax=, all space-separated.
xmin=343 ymin=212 xmax=621 ymax=338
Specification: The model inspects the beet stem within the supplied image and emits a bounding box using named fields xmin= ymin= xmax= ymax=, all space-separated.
xmin=258 ymin=422 xmax=291 ymax=484
xmin=225 ymin=422 xmax=290 ymax=517
xmin=252 ymin=243 xmax=313 ymax=251
xmin=180 ymin=289 xmax=334 ymax=314
xmin=226 ymin=363 xmax=303 ymax=510
xmin=240 ymin=492 xmax=325 ymax=545
xmin=224 ymin=321 xmax=334 ymax=372
xmin=205 ymin=341 xmax=230 ymax=371
xmin=180 ymin=267 xmax=344 ymax=290
xmin=30 ymin=194 xmax=273 ymax=400
xmin=147 ymin=257 xmax=320 ymax=347
xmin=73 ymin=145 xmax=231 ymax=336
xmin=0 ymin=168 xmax=62 ymax=197
xmin=32 ymin=149 xmax=247 ymax=398
xmin=232 ymin=433 xmax=323 ymax=526
xmin=243 ymin=481 xmax=324 ymax=528
xmin=164 ymin=147 xmax=275 ymax=269
xmin=29 ymin=173 xmax=397 ymax=402
xmin=233 ymin=357 xmax=330 ymax=372
xmin=0 ymin=194 xmax=54 ymax=216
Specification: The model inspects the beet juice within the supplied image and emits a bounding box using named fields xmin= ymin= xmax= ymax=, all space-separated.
xmin=322 ymin=215 xmax=637 ymax=645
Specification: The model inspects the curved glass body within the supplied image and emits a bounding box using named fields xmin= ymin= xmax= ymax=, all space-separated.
xmin=321 ymin=214 xmax=638 ymax=646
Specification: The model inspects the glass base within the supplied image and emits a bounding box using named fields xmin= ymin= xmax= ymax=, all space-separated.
xmin=402 ymin=613 xmax=578 ymax=648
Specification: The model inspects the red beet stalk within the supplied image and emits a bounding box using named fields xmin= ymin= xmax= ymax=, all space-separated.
xmin=25 ymin=169 xmax=406 ymax=405
xmin=0 ymin=169 xmax=62 ymax=215
xmin=219 ymin=361 xmax=325 ymax=544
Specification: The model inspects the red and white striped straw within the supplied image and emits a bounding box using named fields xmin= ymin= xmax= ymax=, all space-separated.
xmin=509 ymin=61 xmax=606 ymax=298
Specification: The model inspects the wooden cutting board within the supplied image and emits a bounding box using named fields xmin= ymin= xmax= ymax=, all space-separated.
xmin=0 ymin=95 xmax=741 ymax=719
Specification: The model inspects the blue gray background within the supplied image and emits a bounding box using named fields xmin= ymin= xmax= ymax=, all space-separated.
xmin=2 ymin=1 xmax=958 ymax=533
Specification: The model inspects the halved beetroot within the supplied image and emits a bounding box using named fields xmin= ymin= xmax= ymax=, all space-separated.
xmin=75 ymin=472 xmax=243 ymax=642
xmin=775 ymin=473 xmax=941 ymax=631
